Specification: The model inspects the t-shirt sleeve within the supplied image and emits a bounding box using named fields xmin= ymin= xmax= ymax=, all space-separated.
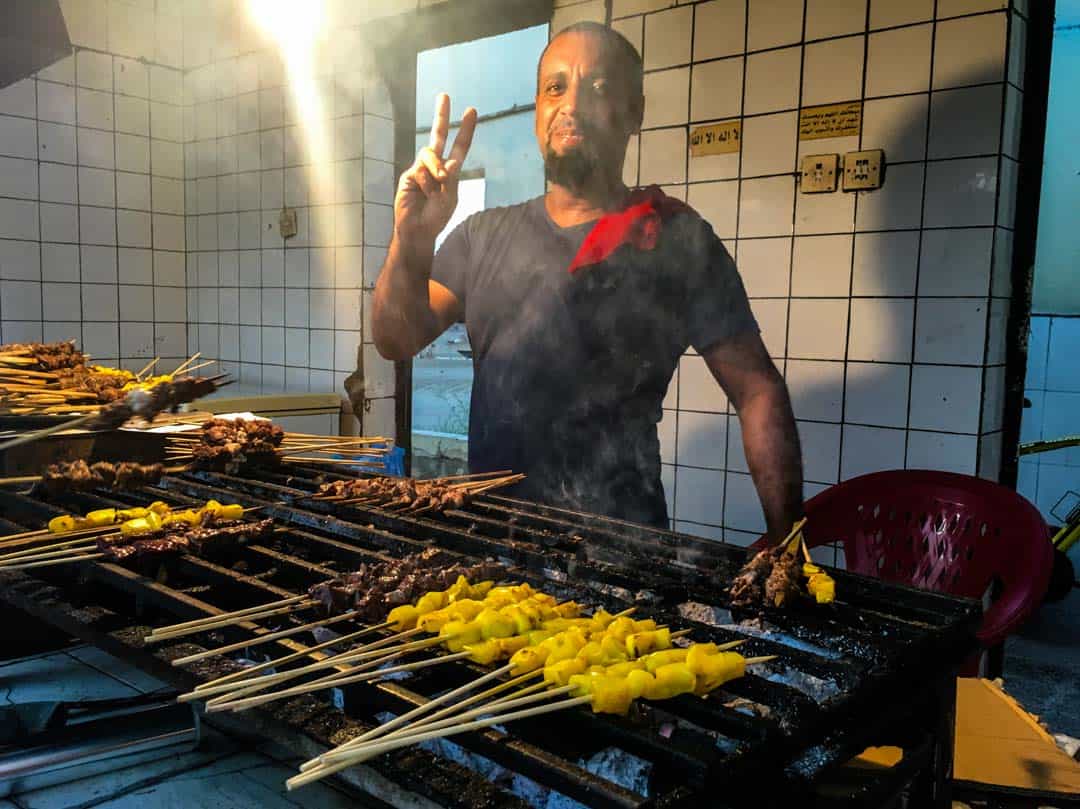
xmin=681 ymin=217 xmax=759 ymax=354
xmin=429 ymin=218 xmax=471 ymax=309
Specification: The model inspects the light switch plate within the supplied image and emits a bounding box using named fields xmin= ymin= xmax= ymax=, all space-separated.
xmin=799 ymin=153 xmax=840 ymax=193
xmin=843 ymin=149 xmax=885 ymax=191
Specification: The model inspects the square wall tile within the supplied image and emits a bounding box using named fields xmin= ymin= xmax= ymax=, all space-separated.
xmin=82 ymin=322 xmax=119 ymax=358
xmin=866 ymin=24 xmax=933 ymax=97
xmin=785 ymin=359 xmax=844 ymax=421
xmin=919 ymin=228 xmax=993 ymax=296
xmin=643 ymin=5 xmax=692 ymax=70
xmin=744 ymin=47 xmax=801 ymax=115
xmin=855 ymin=163 xmax=924 ymax=232
xmin=845 ymin=361 xmax=910 ymax=427
xmin=679 ymin=353 xmax=727 ymax=413
xmin=852 ymin=231 xmax=919 ymax=296
xmin=1 ymin=280 xmax=42 ymax=319
xmin=906 ymin=430 xmax=978 ymax=474
xmin=611 ymin=15 xmax=643 ymax=57
xmin=923 ymin=157 xmax=999 ymax=228
xmin=77 ymin=88 xmax=114 ymax=130
xmin=908 ymin=363 xmax=983 ymax=433
xmin=795 ymin=186 xmax=855 ymax=235
xmin=928 ymin=84 xmax=1003 ymax=159
xmin=724 ymin=471 xmax=767 ymax=533
xmin=0 ymin=239 xmax=40 ymax=281
xmin=736 ymin=237 xmax=791 ymax=298
xmin=739 ymin=176 xmax=795 ymax=238
xmin=982 ymin=364 xmax=1006 ymax=433
xmin=741 ymin=111 xmax=798 ymax=178
xmin=1009 ymin=11 xmax=1027 ymax=90
xmin=81 ymin=282 xmax=118 ymax=320
xmin=118 ymin=248 xmax=152 ymax=284
xmin=677 ymin=410 xmax=728 ymax=469
xmin=689 ymin=57 xmax=743 ymax=122
xmin=1002 ymin=84 xmax=1022 ymax=160
xmin=639 ymin=127 xmax=686 ymax=186
xmin=848 ymin=298 xmax=914 ymax=362
xmin=870 ymin=0 xmax=934 ymax=27
xmin=42 ymin=282 xmax=81 ymax=320
xmin=933 ymin=12 xmax=1006 ymax=89
xmin=998 ymin=156 xmax=1018 ymax=230
xmin=841 ymin=424 xmax=907 ymax=479
xmin=674 ymin=465 xmax=726 ymax=525
xmin=798 ymin=420 xmax=842 ymax=483
xmin=802 ymin=35 xmax=865 ymax=107
xmin=977 ymin=431 xmax=1002 ymax=482
xmin=791 ymin=234 xmax=853 ymax=297
xmin=119 ymin=284 xmax=153 ymax=321
xmin=687 ymin=180 xmax=738 ymax=239
xmin=860 ymin=94 xmax=929 ymax=162
xmin=0 ymin=78 xmax=36 ymax=117
xmin=76 ymin=50 xmax=113 ymax=91
xmin=39 ymin=122 xmax=78 ymax=164
xmin=914 ymin=299 xmax=987 ymax=365
xmin=0 ymin=156 xmax=39 ymax=200
xmin=806 ymin=0 xmax=867 ymax=39
xmin=694 ymin=0 xmax=745 ymax=61
xmin=788 ymin=298 xmax=849 ymax=360
xmin=642 ymin=68 xmax=690 ymax=130
xmin=747 ymin=0 xmax=804 ymax=51
xmin=751 ymin=298 xmax=789 ymax=357
xmin=659 ymin=409 xmax=676 ymax=464
xmin=1047 ymin=318 xmax=1080 ymax=393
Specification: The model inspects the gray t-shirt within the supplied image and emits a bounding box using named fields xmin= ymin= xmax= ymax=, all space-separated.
xmin=432 ymin=194 xmax=757 ymax=527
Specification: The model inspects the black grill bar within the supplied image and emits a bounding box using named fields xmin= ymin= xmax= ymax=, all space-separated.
xmin=0 ymin=462 xmax=980 ymax=808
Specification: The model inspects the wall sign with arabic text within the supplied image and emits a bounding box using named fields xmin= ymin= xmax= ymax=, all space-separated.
xmin=689 ymin=120 xmax=741 ymax=157
xmin=798 ymin=102 xmax=863 ymax=141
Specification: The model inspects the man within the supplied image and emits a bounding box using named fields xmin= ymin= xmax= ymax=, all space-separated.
xmin=373 ymin=22 xmax=803 ymax=542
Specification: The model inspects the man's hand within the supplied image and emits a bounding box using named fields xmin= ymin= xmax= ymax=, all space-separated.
xmin=395 ymin=93 xmax=478 ymax=252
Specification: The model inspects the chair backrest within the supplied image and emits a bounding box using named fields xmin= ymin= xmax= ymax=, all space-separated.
xmin=801 ymin=470 xmax=1053 ymax=647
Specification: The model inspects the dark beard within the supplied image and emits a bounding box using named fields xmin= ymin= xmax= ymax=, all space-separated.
xmin=544 ymin=145 xmax=600 ymax=192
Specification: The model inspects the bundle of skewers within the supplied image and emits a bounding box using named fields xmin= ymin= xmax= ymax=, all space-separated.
xmin=162 ymin=417 xmax=392 ymax=473
xmin=310 ymin=470 xmax=525 ymax=514
xmin=0 ymin=343 xmax=217 ymax=416
xmin=727 ymin=518 xmax=836 ymax=610
xmin=0 ymin=499 xmax=267 ymax=571
xmin=152 ymin=552 xmax=777 ymax=791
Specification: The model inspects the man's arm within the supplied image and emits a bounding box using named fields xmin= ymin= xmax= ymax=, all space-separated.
xmin=371 ymin=93 xmax=476 ymax=360
xmin=702 ymin=331 xmax=803 ymax=544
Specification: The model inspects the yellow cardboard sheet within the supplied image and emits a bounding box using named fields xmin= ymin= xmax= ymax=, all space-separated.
xmin=953 ymin=677 xmax=1080 ymax=794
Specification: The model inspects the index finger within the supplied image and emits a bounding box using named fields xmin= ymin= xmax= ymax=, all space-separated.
xmin=429 ymin=93 xmax=450 ymax=157
xmin=447 ymin=107 xmax=478 ymax=166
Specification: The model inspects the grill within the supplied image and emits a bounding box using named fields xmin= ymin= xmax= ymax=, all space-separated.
xmin=0 ymin=462 xmax=980 ymax=809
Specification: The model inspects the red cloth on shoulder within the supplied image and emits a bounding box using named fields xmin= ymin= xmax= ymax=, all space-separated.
xmin=567 ymin=185 xmax=691 ymax=274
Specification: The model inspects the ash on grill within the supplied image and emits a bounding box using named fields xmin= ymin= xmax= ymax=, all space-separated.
xmin=33 ymin=460 xmax=165 ymax=497
xmin=97 ymin=518 xmax=274 ymax=564
xmin=192 ymin=417 xmax=285 ymax=473
xmin=308 ymin=547 xmax=505 ymax=621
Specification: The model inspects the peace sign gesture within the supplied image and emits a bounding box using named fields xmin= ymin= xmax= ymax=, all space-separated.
xmin=395 ymin=94 xmax=478 ymax=248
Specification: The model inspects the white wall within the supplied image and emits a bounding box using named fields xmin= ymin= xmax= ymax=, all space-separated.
xmin=552 ymin=0 xmax=1026 ymax=545
xmin=0 ymin=0 xmax=188 ymax=373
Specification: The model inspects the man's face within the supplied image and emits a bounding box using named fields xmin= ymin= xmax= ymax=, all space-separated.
xmin=535 ymin=31 xmax=641 ymax=190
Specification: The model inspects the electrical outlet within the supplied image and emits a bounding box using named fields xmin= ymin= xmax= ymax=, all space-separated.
xmin=843 ymin=149 xmax=885 ymax=191
xmin=799 ymin=154 xmax=839 ymax=193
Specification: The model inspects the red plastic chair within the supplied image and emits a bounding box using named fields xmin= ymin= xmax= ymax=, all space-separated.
xmin=785 ymin=471 xmax=1053 ymax=655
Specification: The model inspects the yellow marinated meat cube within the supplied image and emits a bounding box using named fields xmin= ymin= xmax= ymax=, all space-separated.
xmin=807 ymin=573 xmax=835 ymax=603
xmin=603 ymin=660 xmax=646 ymax=678
xmin=691 ymin=652 xmax=746 ymax=695
xmin=387 ymin=604 xmax=420 ymax=632
xmin=503 ymin=605 xmax=535 ymax=636
xmin=217 ymin=504 xmax=244 ymax=521
xmin=48 ymin=515 xmax=79 ymax=533
xmin=86 ymin=508 xmax=117 ymax=527
xmin=509 ymin=646 xmax=549 ymax=676
xmin=497 ymin=635 xmax=528 ymax=656
xmin=116 ymin=507 xmax=149 ymax=522
xmin=543 ymin=656 xmax=586 ymax=687
xmin=643 ymin=648 xmax=688 ymax=673
xmin=417 ymin=608 xmax=451 ymax=633
xmin=580 ymin=641 xmax=606 ymax=666
xmin=477 ymin=608 xmax=516 ymax=639
xmin=647 ymin=663 xmax=697 ymax=700
xmin=626 ymin=668 xmax=656 ymax=700
xmin=148 ymin=501 xmax=171 ymax=516
xmin=416 ymin=590 xmax=447 ymax=614
xmin=590 ymin=676 xmax=632 ymax=715
xmin=465 ymin=639 xmax=501 ymax=665
xmin=448 ymin=599 xmax=485 ymax=622
xmin=684 ymin=643 xmax=720 ymax=673
xmin=599 ymin=635 xmax=629 ymax=663
xmin=589 ymin=609 xmax=616 ymax=630
xmin=553 ymin=601 xmax=581 ymax=618
xmin=625 ymin=627 xmax=672 ymax=658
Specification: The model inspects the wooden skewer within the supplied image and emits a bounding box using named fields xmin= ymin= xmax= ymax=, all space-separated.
xmin=0 ymin=539 xmax=99 ymax=565
xmin=135 ymin=357 xmax=160 ymax=379
xmin=211 ymin=650 xmax=474 ymax=714
xmin=187 ymin=631 xmax=440 ymax=702
xmin=150 ymin=594 xmax=311 ymax=635
xmin=190 ymin=620 xmax=394 ymax=692
xmin=4 ymin=553 xmax=104 ymax=570
xmin=171 ymin=352 xmax=201 ymax=375
xmin=177 ymin=359 xmax=216 ymax=375
xmin=0 ymin=525 xmax=119 ymax=551
xmin=184 ymin=626 xmax=421 ymax=701
xmin=0 ymin=412 xmax=100 ymax=453
xmin=147 ymin=600 xmax=318 ymax=643
xmin=780 ymin=518 xmax=808 ymax=552
xmin=289 ymin=695 xmax=595 ymax=790
xmin=170 ymin=610 xmax=360 ymax=666
xmin=296 ymin=656 xmax=780 ymax=788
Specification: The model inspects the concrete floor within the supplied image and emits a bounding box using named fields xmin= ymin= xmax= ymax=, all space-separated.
xmin=1002 ymin=585 xmax=1080 ymax=739
xmin=0 ymin=645 xmax=369 ymax=809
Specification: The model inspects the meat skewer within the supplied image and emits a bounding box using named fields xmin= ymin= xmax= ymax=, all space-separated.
xmin=30 ymin=461 xmax=168 ymax=497
xmin=727 ymin=518 xmax=835 ymax=609
xmin=312 ymin=473 xmax=525 ymax=515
